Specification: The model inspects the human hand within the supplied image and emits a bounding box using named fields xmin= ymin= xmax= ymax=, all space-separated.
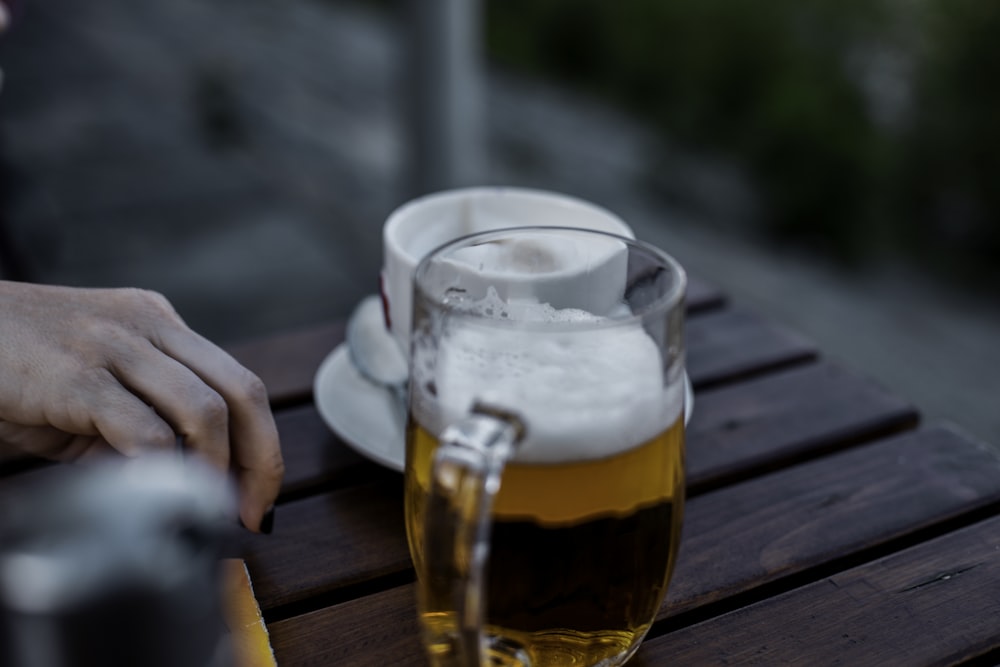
xmin=0 ymin=281 xmax=283 ymax=533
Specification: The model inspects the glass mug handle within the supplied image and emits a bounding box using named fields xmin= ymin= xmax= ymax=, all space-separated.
xmin=421 ymin=404 xmax=527 ymax=667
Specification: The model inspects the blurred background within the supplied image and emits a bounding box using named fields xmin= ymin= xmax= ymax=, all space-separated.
xmin=0 ymin=0 xmax=997 ymax=442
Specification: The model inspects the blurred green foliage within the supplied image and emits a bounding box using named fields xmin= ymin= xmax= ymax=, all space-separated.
xmin=899 ymin=0 xmax=1000 ymax=282
xmin=486 ymin=0 xmax=1000 ymax=287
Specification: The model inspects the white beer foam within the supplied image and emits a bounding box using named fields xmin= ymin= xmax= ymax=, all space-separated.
xmin=439 ymin=234 xmax=630 ymax=322
xmin=431 ymin=298 xmax=683 ymax=464
xmin=448 ymin=235 xmax=604 ymax=277
xmin=450 ymin=287 xmax=615 ymax=323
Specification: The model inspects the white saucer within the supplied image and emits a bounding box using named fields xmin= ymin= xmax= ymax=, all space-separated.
xmin=314 ymin=338 xmax=694 ymax=473
xmin=314 ymin=342 xmax=407 ymax=471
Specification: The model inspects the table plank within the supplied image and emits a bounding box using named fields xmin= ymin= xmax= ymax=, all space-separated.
xmin=253 ymin=426 xmax=1000 ymax=666
xmin=687 ymin=306 xmax=817 ymax=389
xmin=268 ymin=585 xmax=422 ymax=667
xmin=227 ymin=322 xmax=345 ymax=406
xmin=636 ymin=512 xmax=1000 ymax=666
xmin=242 ymin=476 xmax=409 ymax=612
xmin=273 ymin=405 xmax=374 ymax=501
xmin=665 ymin=425 xmax=1000 ymax=621
xmin=685 ymin=275 xmax=726 ymax=313
xmin=686 ymin=361 xmax=918 ymax=493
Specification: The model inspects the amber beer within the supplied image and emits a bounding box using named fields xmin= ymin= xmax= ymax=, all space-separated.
xmin=405 ymin=320 xmax=685 ymax=667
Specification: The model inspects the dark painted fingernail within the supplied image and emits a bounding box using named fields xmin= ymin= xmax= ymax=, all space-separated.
xmin=259 ymin=506 xmax=275 ymax=535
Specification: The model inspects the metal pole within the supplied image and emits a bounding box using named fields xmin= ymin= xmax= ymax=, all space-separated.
xmin=403 ymin=0 xmax=484 ymax=197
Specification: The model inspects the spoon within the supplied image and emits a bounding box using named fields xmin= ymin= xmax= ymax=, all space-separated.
xmin=345 ymin=295 xmax=409 ymax=416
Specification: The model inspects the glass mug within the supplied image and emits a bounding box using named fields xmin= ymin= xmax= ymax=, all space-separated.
xmin=404 ymin=227 xmax=687 ymax=667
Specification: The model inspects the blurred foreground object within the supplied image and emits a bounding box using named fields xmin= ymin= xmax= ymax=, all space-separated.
xmin=0 ymin=455 xmax=237 ymax=667
xmin=221 ymin=559 xmax=276 ymax=667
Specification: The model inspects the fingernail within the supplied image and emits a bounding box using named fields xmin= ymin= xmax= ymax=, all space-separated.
xmin=259 ymin=506 xmax=275 ymax=535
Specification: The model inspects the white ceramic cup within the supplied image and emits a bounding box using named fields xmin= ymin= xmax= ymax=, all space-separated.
xmin=380 ymin=187 xmax=635 ymax=355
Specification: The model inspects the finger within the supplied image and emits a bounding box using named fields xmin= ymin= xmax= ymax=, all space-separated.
xmin=69 ymin=436 xmax=121 ymax=462
xmin=0 ymin=423 xmax=118 ymax=462
xmin=111 ymin=339 xmax=232 ymax=473
xmin=157 ymin=328 xmax=283 ymax=532
xmin=58 ymin=369 xmax=177 ymax=457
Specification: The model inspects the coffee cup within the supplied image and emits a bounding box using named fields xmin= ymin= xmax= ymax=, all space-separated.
xmin=380 ymin=187 xmax=634 ymax=356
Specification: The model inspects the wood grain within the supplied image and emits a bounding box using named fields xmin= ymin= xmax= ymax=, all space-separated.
xmin=273 ymin=405 xmax=374 ymax=501
xmin=686 ymin=306 xmax=817 ymax=389
xmin=665 ymin=425 xmax=1000 ymax=620
xmin=241 ymin=476 xmax=409 ymax=611
xmin=227 ymin=322 xmax=345 ymax=406
xmin=686 ymin=361 xmax=918 ymax=493
xmin=636 ymin=512 xmax=1000 ymax=666
xmin=268 ymin=585 xmax=422 ymax=667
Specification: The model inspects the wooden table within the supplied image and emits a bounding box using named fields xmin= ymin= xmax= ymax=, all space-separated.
xmin=224 ymin=276 xmax=1000 ymax=666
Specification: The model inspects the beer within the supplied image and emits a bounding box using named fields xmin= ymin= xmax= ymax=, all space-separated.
xmin=406 ymin=317 xmax=685 ymax=667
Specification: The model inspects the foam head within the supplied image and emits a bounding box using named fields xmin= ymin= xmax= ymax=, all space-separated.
xmin=415 ymin=299 xmax=684 ymax=464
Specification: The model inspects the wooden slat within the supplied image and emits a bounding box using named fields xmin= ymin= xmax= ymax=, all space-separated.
xmin=227 ymin=322 xmax=345 ymax=405
xmin=687 ymin=306 xmax=816 ymax=389
xmin=253 ymin=426 xmax=1000 ymax=665
xmin=686 ymin=361 xmax=918 ymax=493
xmin=636 ymin=513 xmax=1000 ymax=666
xmin=664 ymin=425 xmax=1000 ymax=620
xmin=686 ymin=275 xmax=726 ymax=313
xmin=268 ymin=585 xmax=422 ymax=667
xmin=273 ymin=405 xmax=375 ymax=500
xmin=241 ymin=476 xmax=408 ymax=611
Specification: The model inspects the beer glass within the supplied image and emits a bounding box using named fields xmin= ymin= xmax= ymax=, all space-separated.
xmin=404 ymin=227 xmax=686 ymax=667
